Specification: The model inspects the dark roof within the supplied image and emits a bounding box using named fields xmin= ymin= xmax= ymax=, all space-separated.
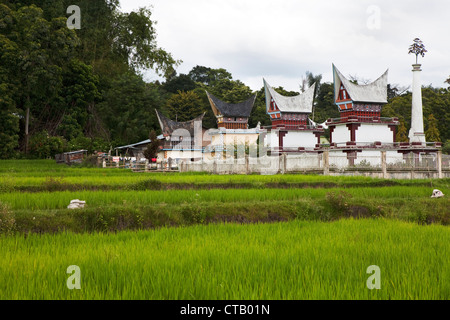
xmin=155 ymin=109 xmax=204 ymax=137
xmin=206 ymin=91 xmax=256 ymax=118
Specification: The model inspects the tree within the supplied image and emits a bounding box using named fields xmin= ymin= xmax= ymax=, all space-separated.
xmin=58 ymin=60 xmax=101 ymax=140
xmin=162 ymin=73 xmax=197 ymax=94
xmin=98 ymin=72 xmax=162 ymax=146
xmin=0 ymin=4 xmax=79 ymax=153
xmin=188 ymin=65 xmax=232 ymax=85
xmin=396 ymin=119 xmax=408 ymax=142
xmin=0 ymin=5 xmax=20 ymax=157
xmin=425 ymin=114 xmax=440 ymax=142
xmin=144 ymin=130 xmax=160 ymax=160
xmin=383 ymin=87 xmax=450 ymax=144
xmin=164 ymin=90 xmax=203 ymax=123
xmin=313 ymin=82 xmax=339 ymax=123
xmin=111 ymin=7 xmax=180 ymax=78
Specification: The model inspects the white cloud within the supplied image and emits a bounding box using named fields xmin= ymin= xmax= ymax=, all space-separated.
xmin=121 ymin=0 xmax=450 ymax=91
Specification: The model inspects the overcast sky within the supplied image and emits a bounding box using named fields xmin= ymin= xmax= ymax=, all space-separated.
xmin=119 ymin=0 xmax=450 ymax=92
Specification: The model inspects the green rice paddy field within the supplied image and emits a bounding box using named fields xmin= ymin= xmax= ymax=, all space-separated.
xmin=0 ymin=160 xmax=449 ymax=300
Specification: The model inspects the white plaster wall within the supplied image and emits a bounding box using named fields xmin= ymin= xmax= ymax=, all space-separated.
xmin=328 ymin=151 xmax=349 ymax=168
xmin=286 ymin=153 xmax=322 ymax=170
xmin=158 ymin=150 xmax=203 ymax=161
xmin=283 ymin=131 xmax=317 ymax=149
xmin=211 ymin=132 xmax=259 ymax=146
xmin=264 ymin=131 xmax=279 ymax=148
xmin=356 ymin=124 xmax=393 ymax=143
xmin=386 ymin=151 xmax=405 ymax=167
xmin=354 ymin=150 xmax=382 ymax=167
xmin=332 ymin=125 xmax=350 ymax=144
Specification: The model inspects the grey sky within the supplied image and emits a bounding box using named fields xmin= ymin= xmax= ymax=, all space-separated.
xmin=119 ymin=0 xmax=450 ymax=92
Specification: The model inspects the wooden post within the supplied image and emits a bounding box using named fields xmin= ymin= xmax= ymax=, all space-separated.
xmin=145 ymin=159 xmax=149 ymax=172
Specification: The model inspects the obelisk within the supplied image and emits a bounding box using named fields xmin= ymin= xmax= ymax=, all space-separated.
xmin=408 ymin=63 xmax=426 ymax=144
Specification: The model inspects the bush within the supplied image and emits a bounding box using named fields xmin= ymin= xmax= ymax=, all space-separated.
xmin=69 ymin=135 xmax=109 ymax=154
xmin=442 ymin=140 xmax=450 ymax=155
xmin=0 ymin=202 xmax=15 ymax=234
xmin=29 ymin=131 xmax=67 ymax=159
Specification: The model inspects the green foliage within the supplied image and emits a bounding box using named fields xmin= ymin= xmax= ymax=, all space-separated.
xmin=0 ymin=219 xmax=449 ymax=299
xmin=188 ymin=65 xmax=232 ymax=85
xmin=442 ymin=141 xmax=450 ymax=155
xmin=1 ymin=2 xmax=448 ymax=160
xmin=0 ymin=111 xmax=19 ymax=159
xmin=28 ymin=131 xmax=66 ymax=158
xmin=162 ymin=73 xmax=197 ymax=94
xmin=0 ymin=201 xmax=15 ymax=234
xmin=396 ymin=119 xmax=408 ymax=142
xmin=164 ymin=90 xmax=203 ymax=123
xmin=68 ymin=135 xmax=109 ymax=154
xmin=0 ymin=1 xmax=178 ymax=158
xmin=425 ymin=114 xmax=440 ymax=142
xmin=312 ymin=82 xmax=339 ymax=123
xmin=98 ymin=72 xmax=162 ymax=146
xmin=383 ymin=88 xmax=450 ymax=144
xmin=112 ymin=7 xmax=180 ymax=77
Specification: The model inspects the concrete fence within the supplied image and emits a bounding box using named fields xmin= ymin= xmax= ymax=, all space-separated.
xmin=179 ymin=150 xmax=450 ymax=179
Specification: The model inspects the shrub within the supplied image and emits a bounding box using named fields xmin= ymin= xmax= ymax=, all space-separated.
xmin=29 ymin=131 xmax=67 ymax=159
xmin=0 ymin=202 xmax=15 ymax=234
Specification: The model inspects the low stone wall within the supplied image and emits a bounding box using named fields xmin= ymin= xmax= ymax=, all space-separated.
xmin=179 ymin=151 xmax=449 ymax=179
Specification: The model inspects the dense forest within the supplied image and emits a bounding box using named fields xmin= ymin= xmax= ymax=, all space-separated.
xmin=1 ymin=0 xmax=449 ymax=159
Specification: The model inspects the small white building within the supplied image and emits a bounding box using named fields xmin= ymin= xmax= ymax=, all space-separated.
xmin=155 ymin=110 xmax=206 ymax=167
xmin=262 ymin=79 xmax=324 ymax=153
xmin=324 ymin=65 xmax=402 ymax=166
xmin=205 ymin=91 xmax=261 ymax=157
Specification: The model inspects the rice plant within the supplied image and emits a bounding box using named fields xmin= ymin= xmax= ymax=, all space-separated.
xmin=0 ymin=219 xmax=448 ymax=300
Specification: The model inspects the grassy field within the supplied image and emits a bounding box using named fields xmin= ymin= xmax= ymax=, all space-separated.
xmin=0 ymin=160 xmax=449 ymax=300
xmin=1 ymin=219 xmax=448 ymax=299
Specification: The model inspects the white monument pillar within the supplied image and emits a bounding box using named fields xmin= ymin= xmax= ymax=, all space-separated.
xmin=408 ymin=64 xmax=426 ymax=144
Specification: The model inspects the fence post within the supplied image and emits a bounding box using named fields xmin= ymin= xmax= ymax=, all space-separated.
xmin=279 ymin=153 xmax=286 ymax=174
xmin=437 ymin=150 xmax=442 ymax=179
xmin=179 ymin=160 xmax=184 ymax=172
xmin=145 ymin=159 xmax=149 ymax=172
xmin=323 ymin=149 xmax=329 ymax=176
xmin=245 ymin=154 xmax=250 ymax=174
xmin=381 ymin=151 xmax=387 ymax=179
xmin=213 ymin=159 xmax=217 ymax=174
